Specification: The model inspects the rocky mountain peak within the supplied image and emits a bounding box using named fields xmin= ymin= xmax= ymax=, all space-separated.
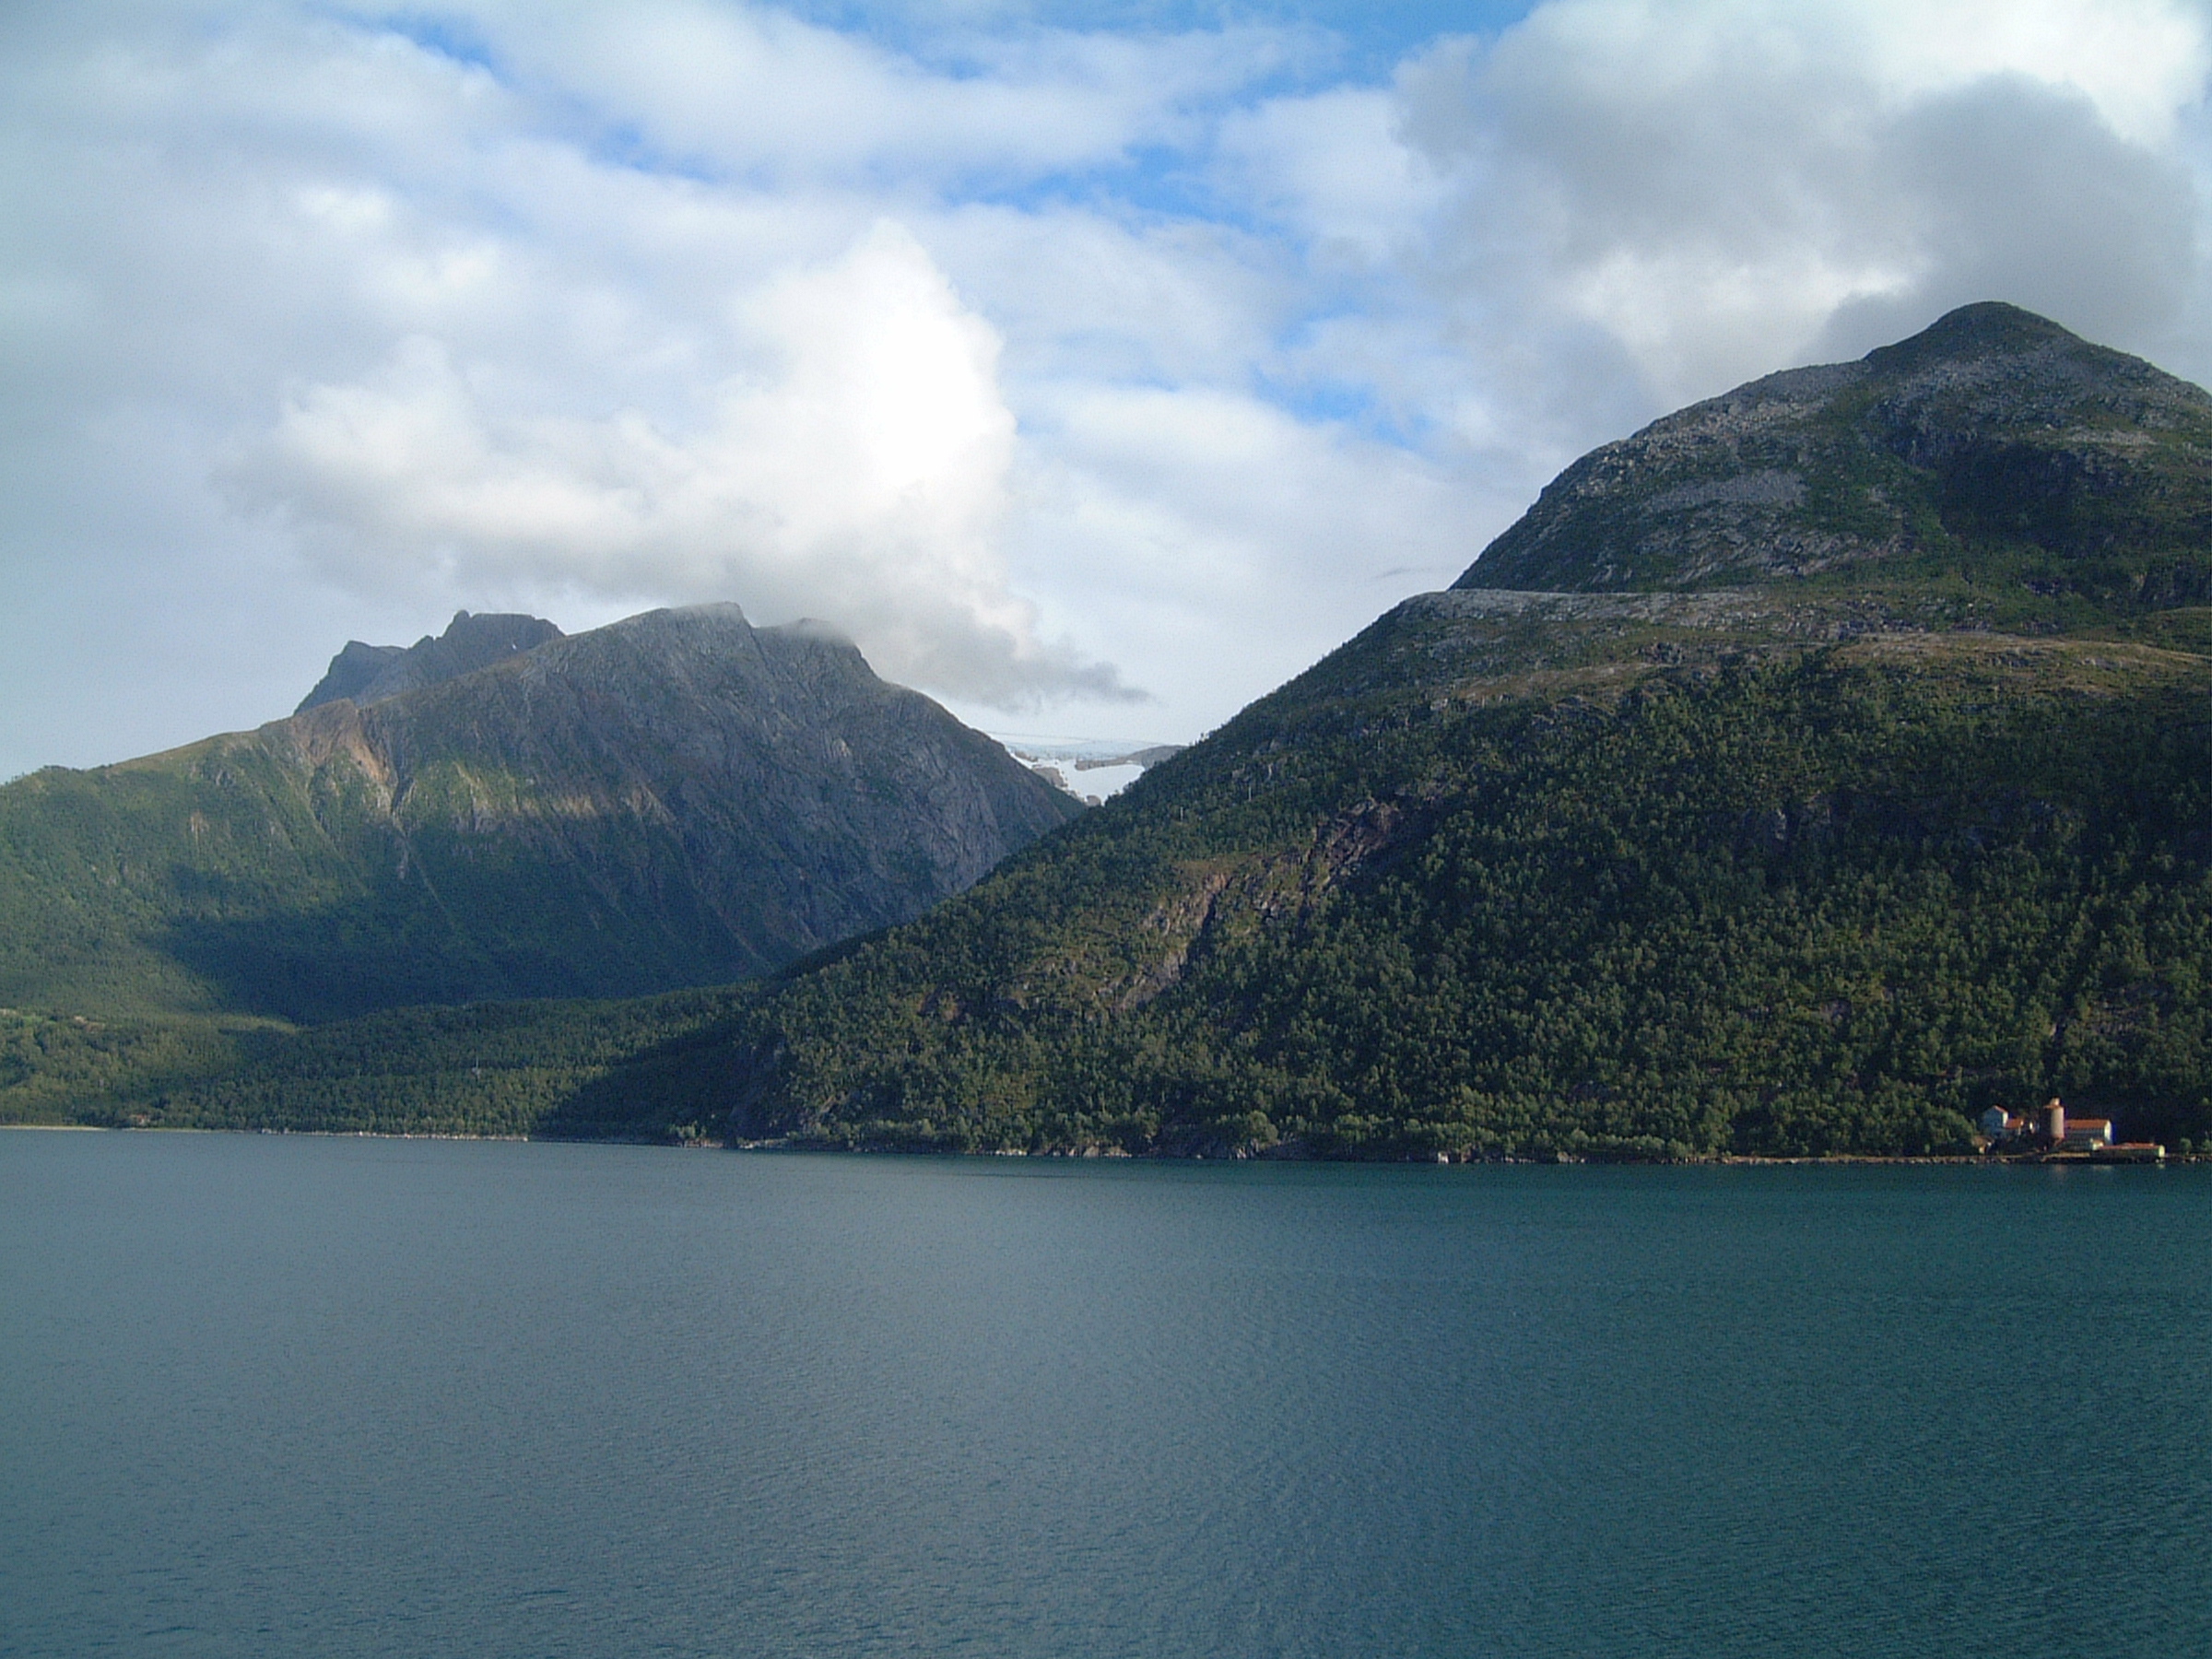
xmin=297 ymin=609 xmax=564 ymax=712
xmin=2 ymin=597 xmax=1081 ymax=1025
xmin=1864 ymin=299 xmax=2078 ymax=370
xmin=1454 ymin=301 xmax=2212 ymax=599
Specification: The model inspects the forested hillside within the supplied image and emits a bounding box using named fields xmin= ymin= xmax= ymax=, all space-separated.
xmin=22 ymin=303 xmax=2212 ymax=1158
xmin=671 ymin=606 xmax=2212 ymax=1158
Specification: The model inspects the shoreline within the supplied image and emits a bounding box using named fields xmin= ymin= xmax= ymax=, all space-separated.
xmin=7 ymin=1121 xmax=2198 ymax=1166
xmin=0 ymin=1122 xmax=113 ymax=1131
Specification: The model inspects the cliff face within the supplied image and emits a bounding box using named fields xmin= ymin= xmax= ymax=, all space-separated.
xmin=0 ymin=605 xmax=1082 ymax=1021
xmin=1455 ymin=303 xmax=2212 ymax=596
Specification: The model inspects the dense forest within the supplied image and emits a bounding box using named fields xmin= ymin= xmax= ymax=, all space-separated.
xmin=661 ymin=622 xmax=2212 ymax=1159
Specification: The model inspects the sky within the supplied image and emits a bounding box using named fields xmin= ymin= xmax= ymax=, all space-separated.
xmin=8 ymin=0 xmax=2212 ymax=778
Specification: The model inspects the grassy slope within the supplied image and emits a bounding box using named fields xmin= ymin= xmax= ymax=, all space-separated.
xmin=0 ymin=722 xmax=724 ymax=1027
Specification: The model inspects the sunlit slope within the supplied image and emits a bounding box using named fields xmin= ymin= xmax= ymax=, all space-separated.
xmin=0 ymin=605 xmax=1080 ymax=1025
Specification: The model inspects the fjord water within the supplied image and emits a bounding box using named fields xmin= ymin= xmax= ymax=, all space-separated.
xmin=5 ymin=1136 xmax=2208 ymax=1659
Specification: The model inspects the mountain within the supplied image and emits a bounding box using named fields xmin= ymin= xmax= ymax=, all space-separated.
xmin=572 ymin=303 xmax=2210 ymax=1159
xmin=25 ymin=304 xmax=2212 ymax=1155
xmin=297 ymin=610 xmax=564 ymax=712
xmin=1461 ymin=302 xmax=2212 ymax=601
xmin=0 ymin=604 xmax=1080 ymax=1028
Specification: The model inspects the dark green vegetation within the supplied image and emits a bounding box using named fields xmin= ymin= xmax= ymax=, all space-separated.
xmin=0 ymin=604 xmax=1078 ymax=1030
xmin=713 ymin=614 xmax=2212 ymax=1158
xmin=18 ymin=303 xmax=2212 ymax=1157
xmin=0 ymin=992 xmax=746 ymax=1139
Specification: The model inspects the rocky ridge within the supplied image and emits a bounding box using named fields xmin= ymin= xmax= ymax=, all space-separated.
xmin=298 ymin=610 xmax=564 ymax=712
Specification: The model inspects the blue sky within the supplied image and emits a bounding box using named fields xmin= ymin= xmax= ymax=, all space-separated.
xmin=778 ymin=1 xmax=1540 ymax=73
xmin=6 ymin=0 xmax=2212 ymax=774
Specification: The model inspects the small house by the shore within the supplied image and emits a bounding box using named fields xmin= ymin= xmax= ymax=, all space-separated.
xmin=1976 ymin=1100 xmax=2163 ymax=1160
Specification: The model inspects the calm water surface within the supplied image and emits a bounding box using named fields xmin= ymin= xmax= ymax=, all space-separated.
xmin=4 ymin=1132 xmax=2208 ymax=1657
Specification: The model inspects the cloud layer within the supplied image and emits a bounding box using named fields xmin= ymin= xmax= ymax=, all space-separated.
xmin=6 ymin=0 xmax=2212 ymax=776
xmin=1402 ymin=0 xmax=2209 ymax=408
xmin=229 ymin=222 xmax=1133 ymax=702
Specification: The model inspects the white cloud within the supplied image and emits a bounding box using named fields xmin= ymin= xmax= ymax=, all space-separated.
xmin=1401 ymin=0 xmax=2212 ymax=410
xmin=229 ymin=221 xmax=1130 ymax=702
xmin=8 ymin=0 xmax=2212 ymax=780
xmin=988 ymin=380 xmax=1496 ymax=740
xmin=465 ymin=0 xmax=1298 ymax=183
xmin=933 ymin=204 xmax=1290 ymax=391
xmin=1215 ymin=86 xmax=1451 ymax=265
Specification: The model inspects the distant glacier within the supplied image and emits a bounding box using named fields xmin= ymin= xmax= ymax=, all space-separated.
xmin=988 ymin=733 xmax=1184 ymax=803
